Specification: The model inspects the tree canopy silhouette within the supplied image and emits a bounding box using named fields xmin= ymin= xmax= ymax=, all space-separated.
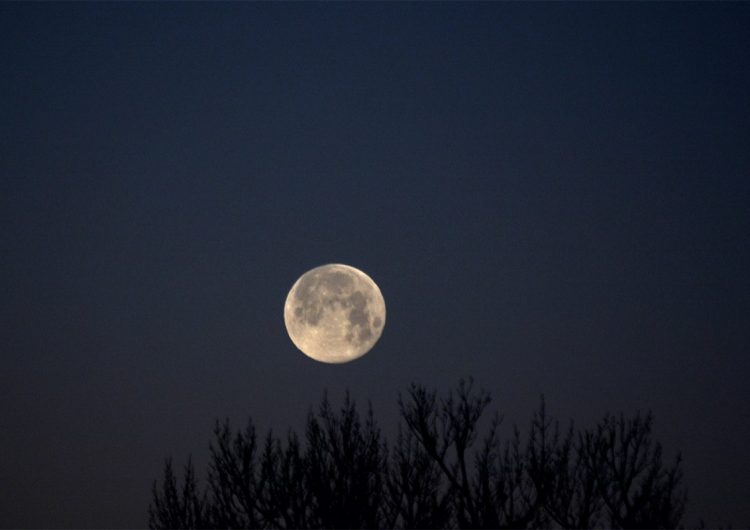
xmin=149 ymin=380 xmax=686 ymax=529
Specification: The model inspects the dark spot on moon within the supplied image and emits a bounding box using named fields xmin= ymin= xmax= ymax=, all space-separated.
xmin=306 ymin=310 xmax=322 ymax=326
xmin=294 ymin=307 xmax=303 ymax=318
xmin=359 ymin=327 xmax=372 ymax=342
xmin=349 ymin=290 xmax=366 ymax=310
xmin=295 ymin=273 xmax=320 ymax=301
xmin=323 ymin=271 xmax=353 ymax=294
xmin=373 ymin=317 xmax=382 ymax=328
xmin=348 ymin=308 xmax=368 ymax=327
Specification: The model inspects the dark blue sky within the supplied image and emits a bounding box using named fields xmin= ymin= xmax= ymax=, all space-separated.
xmin=1 ymin=3 xmax=748 ymax=527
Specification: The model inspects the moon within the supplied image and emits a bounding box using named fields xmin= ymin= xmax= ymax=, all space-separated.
xmin=284 ymin=264 xmax=386 ymax=363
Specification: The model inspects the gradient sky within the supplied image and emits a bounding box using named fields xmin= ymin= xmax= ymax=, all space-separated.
xmin=1 ymin=3 xmax=748 ymax=528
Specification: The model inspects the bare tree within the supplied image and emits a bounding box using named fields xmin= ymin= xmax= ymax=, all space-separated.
xmin=398 ymin=379 xmax=492 ymax=528
xmin=540 ymin=423 xmax=601 ymax=529
xmin=581 ymin=412 xmax=686 ymax=529
xmin=256 ymin=430 xmax=310 ymax=528
xmin=385 ymin=425 xmax=452 ymax=528
xmin=149 ymin=381 xmax=687 ymax=529
xmin=204 ymin=419 xmax=261 ymax=528
xmin=303 ymin=392 xmax=386 ymax=528
xmin=149 ymin=457 xmax=207 ymax=529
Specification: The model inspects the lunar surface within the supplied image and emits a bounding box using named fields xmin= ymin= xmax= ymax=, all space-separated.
xmin=284 ymin=264 xmax=386 ymax=363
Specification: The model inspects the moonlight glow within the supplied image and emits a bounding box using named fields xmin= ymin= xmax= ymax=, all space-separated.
xmin=284 ymin=264 xmax=386 ymax=363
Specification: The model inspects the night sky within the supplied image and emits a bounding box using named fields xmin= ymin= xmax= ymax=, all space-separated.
xmin=2 ymin=3 xmax=749 ymax=528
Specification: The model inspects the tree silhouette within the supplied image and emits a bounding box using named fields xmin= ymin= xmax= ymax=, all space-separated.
xmin=149 ymin=380 xmax=686 ymax=529
xmin=150 ymin=457 xmax=206 ymax=529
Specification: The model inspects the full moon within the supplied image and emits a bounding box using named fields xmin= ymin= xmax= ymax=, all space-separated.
xmin=284 ymin=264 xmax=386 ymax=363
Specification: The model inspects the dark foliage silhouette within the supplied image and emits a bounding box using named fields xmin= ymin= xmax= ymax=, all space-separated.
xmin=149 ymin=380 xmax=686 ymax=529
